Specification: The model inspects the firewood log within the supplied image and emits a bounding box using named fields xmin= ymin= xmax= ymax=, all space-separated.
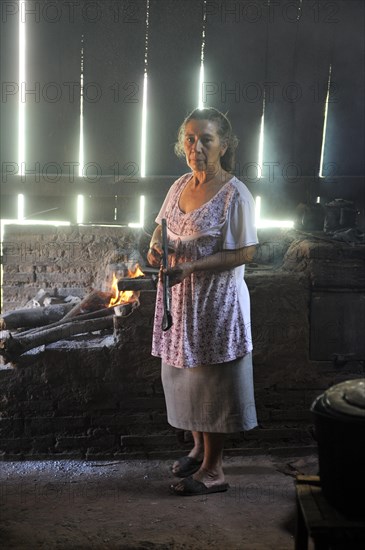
xmin=0 ymin=316 xmax=114 ymax=363
xmin=117 ymin=276 xmax=156 ymax=291
xmin=0 ymin=303 xmax=75 ymax=331
xmin=61 ymin=290 xmax=113 ymax=320
xmin=17 ymin=305 xmax=121 ymax=337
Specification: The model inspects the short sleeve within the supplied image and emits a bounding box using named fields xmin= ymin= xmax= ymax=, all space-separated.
xmin=222 ymin=186 xmax=258 ymax=250
xmin=155 ymin=175 xmax=187 ymax=225
xmin=155 ymin=186 xmax=175 ymax=225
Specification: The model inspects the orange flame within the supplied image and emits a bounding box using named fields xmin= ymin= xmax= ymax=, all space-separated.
xmin=129 ymin=264 xmax=144 ymax=278
xmin=108 ymin=264 xmax=144 ymax=307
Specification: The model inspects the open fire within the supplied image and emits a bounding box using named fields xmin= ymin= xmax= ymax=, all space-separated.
xmin=0 ymin=263 xmax=150 ymax=365
xmin=108 ymin=264 xmax=144 ymax=307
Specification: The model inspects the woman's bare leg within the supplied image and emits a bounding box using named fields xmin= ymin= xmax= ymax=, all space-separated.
xmin=172 ymin=431 xmax=204 ymax=474
xmin=193 ymin=432 xmax=226 ymax=486
xmin=189 ymin=431 xmax=204 ymax=458
xmin=173 ymin=432 xmax=226 ymax=490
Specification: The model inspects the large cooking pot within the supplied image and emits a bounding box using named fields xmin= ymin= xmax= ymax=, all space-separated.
xmin=311 ymin=379 xmax=365 ymax=519
xmin=324 ymin=198 xmax=358 ymax=232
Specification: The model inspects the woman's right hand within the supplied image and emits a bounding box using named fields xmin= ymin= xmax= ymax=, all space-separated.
xmin=165 ymin=262 xmax=194 ymax=286
xmin=147 ymin=242 xmax=163 ymax=267
xmin=146 ymin=224 xmax=175 ymax=267
xmin=147 ymin=225 xmax=163 ymax=267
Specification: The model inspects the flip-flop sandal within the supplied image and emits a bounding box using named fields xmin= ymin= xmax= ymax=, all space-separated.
xmin=170 ymin=476 xmax=229 ymax=496
xmin=171 ymin=456 xmax=203 ymax=478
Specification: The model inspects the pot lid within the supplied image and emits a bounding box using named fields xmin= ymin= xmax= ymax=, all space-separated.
xmin=326 ymin=198 xmax=354 ymax=208
xmin=323 ymin=379 xmax=365 ymax=418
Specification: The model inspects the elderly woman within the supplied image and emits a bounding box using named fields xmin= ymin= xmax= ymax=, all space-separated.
xmin=147 ymin=107 xmax=258 ymax=496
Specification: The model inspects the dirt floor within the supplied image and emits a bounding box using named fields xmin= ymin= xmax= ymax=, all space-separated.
xmin=0 ymin=453 xmax=319 ymax=549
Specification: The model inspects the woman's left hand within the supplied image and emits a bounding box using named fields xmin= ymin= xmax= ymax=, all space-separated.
xmin=163 ymin=262 xmax=194 ymax=287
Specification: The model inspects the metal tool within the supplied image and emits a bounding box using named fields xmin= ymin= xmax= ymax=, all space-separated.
xmin=161 ymin=218 xmax=173 ymax=331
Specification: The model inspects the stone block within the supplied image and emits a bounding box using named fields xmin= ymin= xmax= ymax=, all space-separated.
xmin=24 ymin=416 xmax=88 ymax=436
xmin=120 ymin=434 xmax=176 ymax=449
xmin=31 ymin=435 xmax=55 ymax=453
xmin=0 ymin=437 xmax=33 ymax=453
xmin=86 ymin=435 xmax=116 ymax=448
xmin=18 ymin=400 xmax=55 ymax=415
xmin=119 ymin=396 xmax=166 ymax=413
xmin=11 ymin=273 xmax=33 ymax=283
xmin=55 ymin=436 xmax=91 ymax=451
xmin=244 ymin=428 xmax=308 ymax=441
xmin=0 ymin=418 xmax=12 ymax=436
xmin=56 ymin=400 xmax=90 ymax=415
xmin=90 ymin=413 xmax=150 ymax=432
xmin=269 ymin=409 xmax=313 ymax=422
xmin=0 ymin=418 xmax=24 ymax=438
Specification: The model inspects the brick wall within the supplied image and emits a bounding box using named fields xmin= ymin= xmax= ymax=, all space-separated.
xmin=1 ymin=225 xmax=142 ymax=311
xmin=1 ymin=226 xmax=364 ymax=459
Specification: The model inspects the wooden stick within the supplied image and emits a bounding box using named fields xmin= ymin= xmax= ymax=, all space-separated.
xmin=117 ymin=277 xmax=156 ymax=291
xmin=61 ymin=290 xmax=113 ymax=321
xmin=16 ymin=305 xmax=120 ymax=337
xmin=0 ymin=316 xmax=114 ymax=363
xmin=0 ymin=303 xmax=75 ymax=331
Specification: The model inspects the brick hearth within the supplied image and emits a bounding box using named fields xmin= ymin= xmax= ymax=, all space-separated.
xmin=1 ymin=226 xmax=364 ymax=459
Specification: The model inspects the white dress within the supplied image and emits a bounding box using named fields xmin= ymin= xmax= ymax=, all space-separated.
xmin=152 ymin=173 xmax=259 ymax=432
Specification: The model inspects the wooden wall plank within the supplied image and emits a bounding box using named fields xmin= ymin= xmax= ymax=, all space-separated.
xmin=1 ymin=0 xmax=363 ymax=225
xmin=322 ymin=0 xmax=365 ymax=176
xmin=203 ymin=0 xmax=267 ymax=176
xmin=82 ymin=0 xmax=145 ymax=177
xmin=262 ymin=0 xmax=302 ymax=180
xmin=146 ymin=0 xmax=203 ymax=176
xmin=289 ymin=1 xmax=335 ymax=179
xmin=0 ymin=3 xmax=19 ymax=170
xmin=25 ymin=0 xmax=81 ymax=170
xmin=24 ymin=195 xmax=76 ymax=222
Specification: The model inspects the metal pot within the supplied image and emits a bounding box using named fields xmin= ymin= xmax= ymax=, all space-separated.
xmin=301 ymin=203 xmax=325 ymax=231
xmin=311 ymin=379 xmax=365 ymax=518
xmin=324 ymin=198 xmax=358 ymax=232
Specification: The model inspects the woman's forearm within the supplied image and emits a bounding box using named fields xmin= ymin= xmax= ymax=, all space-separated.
xmin=149 ymin=225 xmax=162 ymax=250
xmin=166 ymin=245 xmax=257 ymax=286
xmin=147 ymin=225 xmax=162 ymax=267
xmin=188 ymin=246 xmax=257 ymax=273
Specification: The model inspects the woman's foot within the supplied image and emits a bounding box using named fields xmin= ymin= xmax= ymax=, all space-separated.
xmin=171 ymin=465 xmax=226 ymax=494
xmin=171 ymin=446 xmax=204 ymax=477
xmin=172 ymin=432 xmax=204 ymax=476
xmin=192 ymin=465 xmax=225 ymax=488
xmin=171 ymin=432 xmax=227 ymax=494
xmin=171 ymin=455 xmax=203 ymax=478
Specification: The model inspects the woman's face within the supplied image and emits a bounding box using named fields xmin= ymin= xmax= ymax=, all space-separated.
xmin=183 ymin=119 xmax=228 ymax=173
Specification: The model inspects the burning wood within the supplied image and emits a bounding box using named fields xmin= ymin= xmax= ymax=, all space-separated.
xmin=108 ymin=264 xmax=144 ymax=307
xmin=117 ymin=276 xmax=157 ymax=292
xmin=0 ymin=301 xmax=137 ymax=364
xmin=0 ymin=263 xmax=148 ymax=364
xmin=61 ymin=290 xmax=113 ymax=320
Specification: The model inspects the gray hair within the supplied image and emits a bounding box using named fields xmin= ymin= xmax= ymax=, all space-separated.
xmin=175 ymin=107 xmax=239 ymax=172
